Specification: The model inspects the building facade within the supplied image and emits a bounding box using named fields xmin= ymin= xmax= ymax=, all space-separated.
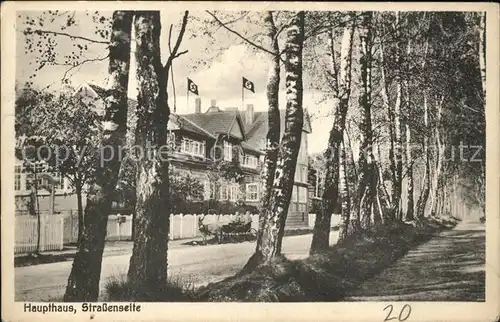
xmin=15 ymin=84 xmax=312 ymax=228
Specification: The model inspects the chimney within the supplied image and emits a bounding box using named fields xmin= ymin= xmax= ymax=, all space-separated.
xmin=246 ymin=104 xmax=254 ymax=126
xmin=195 ymin=97 xmax=201 ymax=114
xmin=210 ymin=99 xmax=217 ymax=108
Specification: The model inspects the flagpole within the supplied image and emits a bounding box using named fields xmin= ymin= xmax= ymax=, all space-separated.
xmin=241 ymin=78 xmax=244 ymax=110
xmin=186 ymin=82 xmax=189 ymax=113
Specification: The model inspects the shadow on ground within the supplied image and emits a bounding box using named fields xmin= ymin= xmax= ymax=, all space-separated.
xmin=347 ymin=222 xmax=485 ymax=301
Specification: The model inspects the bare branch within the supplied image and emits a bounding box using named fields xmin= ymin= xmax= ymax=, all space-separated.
xmin=205 ymin=10 xmax=285 ymax=62
xmin=164 ymin=11 xmax=189 ymax=74
xmin=23 ymin=29 xmax=109 ymax=44
xmin=214 ymin=11 xmax=250 ymax=31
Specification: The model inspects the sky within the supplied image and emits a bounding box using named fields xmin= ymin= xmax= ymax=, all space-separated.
xmin=16 ymin=10 xmax=336 ymax=154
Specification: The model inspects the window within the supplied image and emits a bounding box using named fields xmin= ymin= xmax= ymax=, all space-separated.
xmin=15 ymin=165 xmax=22 ymax=191
xmin=26 ymin=163 xmax=47 ymax=190
xmin=220 ymin=183 xmax=239 ymax=201
xmin=242 ymin=154 xmax=258 ymax=169
xmin=315 ymin=170 xmax=325 ymax=198
xmin=181 ymin=138 xmax=205 ymax=157
xmin=291 ymin=186 xmax=298 ymax=202
xmin=246 ymin=183 xmax=259 ymax=201
xmin=224 ymin=141 xmax=233 ymax=161
xmin=299 ymin=186 xmax=307 ymax=203
xmin=16 ymin=162 xmax=68 ymax=193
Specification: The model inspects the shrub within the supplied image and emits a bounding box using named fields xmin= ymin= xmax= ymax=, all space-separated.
xmin=104 ymin=274 xmax=196 ymax=302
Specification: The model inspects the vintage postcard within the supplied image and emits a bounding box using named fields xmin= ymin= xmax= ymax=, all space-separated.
xmin=2 ymin=1 xmax=499 ymax=322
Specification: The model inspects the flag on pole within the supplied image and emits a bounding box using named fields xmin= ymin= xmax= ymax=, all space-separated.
xmin=187 ymin=78 xmax=199 ymax=95
xmin=242 ymin=77 xmax=255 ymax=93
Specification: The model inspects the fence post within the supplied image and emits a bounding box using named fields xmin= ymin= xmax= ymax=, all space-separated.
xmin=59 ymin=215 xmax=64 ymax=250
xmin=179 ymin=214 xmax=183 ymax=239
xmin=40 ymin=214 xmax=46 ymax=252
xmin=169 ymin=214 xmax=173 ymax=240
xmin=117 ymin=215 xmax=121 ymax=241
xmin=193 ymin=214 xmax=197 ymax=237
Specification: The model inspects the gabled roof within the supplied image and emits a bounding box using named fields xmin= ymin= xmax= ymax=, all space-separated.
xmin=169 ymin=114 xmax=217 ymax=139
xmin=182 ymin=110 xmax=246 ymax=140
xmin=78 ymin=83 xmax=215 ymax=140
xmin=242 ymin=109 xmax=312 ymax=150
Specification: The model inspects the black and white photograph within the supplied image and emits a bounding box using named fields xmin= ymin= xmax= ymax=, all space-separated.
xmin=2 ymin=2 xmax=499 ymax=322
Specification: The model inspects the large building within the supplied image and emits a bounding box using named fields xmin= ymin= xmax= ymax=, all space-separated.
xmin=15 ymin=84 xmax=312 ymax=228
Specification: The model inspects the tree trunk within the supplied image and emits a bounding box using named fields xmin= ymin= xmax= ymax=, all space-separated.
xmin=392 ymin=12 xmax=404 ymax=222
xmin=76 ymin=183 xmax=84 ymax=245
xmin=251 ymin=11 xmax=304 ymax=265
xmin=338 ymin=140 xmax=351 ymax=243
xmin=311 ymin=18 xmax=354 ymax=253
xmin=356 ymin=11 xmax=375 ymax=231
xmin=126 ymin=11 xmax=171 ymax=299
xmin=345 ymin=129 xmax=361 ymax=235
xmin=404 ymin=39 xmax=414 ymax=221
xmin=380 ymin=42 xmax=395 ymax=211
xmin=64 ymin=10 xmax=133 ymax=302
xmin=429 ymin=97 xmax=444 ymax=217
xmin=478 ymin=11 xmax=486 ymax=98
xmin=246 ymin=11 xmax=281 ymax=269
xmin=405 ymin=123 xmax=414 ymax=221
xmin=416 ymin=94 xmax=431 ymax=220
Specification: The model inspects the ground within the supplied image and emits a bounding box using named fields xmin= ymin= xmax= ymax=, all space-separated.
xmin=15 ymin=218 xmax=486 ymax=302
xmin=15 ymin=231 xmax=339 ymax=301
xmin=347 ymin=219 xmax=485 ymax=301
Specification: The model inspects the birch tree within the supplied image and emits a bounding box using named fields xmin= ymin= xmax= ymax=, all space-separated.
xmin=478 ymin=11 xmax=486 ymax=98
xmin=249 ymin=11 xmax=305 ymax=265
xmin=126 ymin=10 xmax=189 ymax=299
xmin=356 ymin=11 xmax=375 ymax=230
xmin=310 ymin=14 xmax=355 ymax=252
xmin=64 ymin=10 xmax=133 ymax=302
xmin=337 ymin=139 xmax=351 ymax=242
xmin=246 ymin=11 xmax=282 ymax=268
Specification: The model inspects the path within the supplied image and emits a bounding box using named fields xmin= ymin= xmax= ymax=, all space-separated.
xmin=15 ymin=231 xmax=339 ymax=301
xmin=347 ymin=219 xmax=485 ymax=301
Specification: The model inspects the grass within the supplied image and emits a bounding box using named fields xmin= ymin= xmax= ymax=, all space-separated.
xmin=194 ymin=217 xmax=460 ymax=302
xmin=103 ymin=274 xmax=197 ymax=302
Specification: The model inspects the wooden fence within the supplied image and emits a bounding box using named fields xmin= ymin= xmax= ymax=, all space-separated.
xmin=15 ymin=214 xmax=64 ymax=254
xmin=16 ymin=212 xmax=341 ymax=252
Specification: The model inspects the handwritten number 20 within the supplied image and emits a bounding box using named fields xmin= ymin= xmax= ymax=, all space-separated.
xmin=383 ymin=304 xmax=412 ymax=322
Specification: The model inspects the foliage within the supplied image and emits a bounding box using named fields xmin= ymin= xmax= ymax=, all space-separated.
xmin=169 ymin=170 xmax=205 ymax=213
xmin=15 ymin=84 xmax=103 ymax=193
xmin=20 ymin=10 xmax=112 ymax=86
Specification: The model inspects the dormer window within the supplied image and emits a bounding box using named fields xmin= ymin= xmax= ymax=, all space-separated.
xmin=242 ymin=154 xmax=258 ymax=169
xmin=181 ymin=138 xmax=205 ymax=157
xmin=223 ymin=141 xmax=233 ymax=161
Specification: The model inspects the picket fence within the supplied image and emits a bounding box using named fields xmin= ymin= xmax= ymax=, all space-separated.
xmin=16 ymin=212 xmax=342 ymax=253
xmin=15 ymin=214 xmax=64 ymax=254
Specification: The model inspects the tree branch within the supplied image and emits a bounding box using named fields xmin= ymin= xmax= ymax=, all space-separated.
xmin=205 ymin=10 xmax=285 ymax=62
xmin=164 ymin=11 xmax=189 ymax=74
xmin=23 ymin=29 xmax=109 ymax=44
